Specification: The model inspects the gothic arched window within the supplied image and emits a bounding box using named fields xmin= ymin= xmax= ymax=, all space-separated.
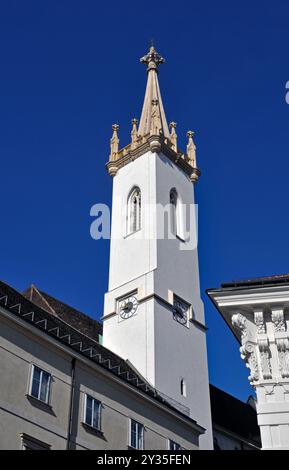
xmin=128 ymin=187 xmax=141 ymax=234
xmin=169 ymin=188 xmax=185 ymax=240
xmin=170 ymin=188 xmax=179 ymax=237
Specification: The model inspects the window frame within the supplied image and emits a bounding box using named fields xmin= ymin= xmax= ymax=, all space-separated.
xmin=168 ymin=439 xmax=183 ymax=451
xmin=169 ymin=188 xmax=184 ymax=241
xmin=129 ymin=418 xmax=144 ymax=450
xmin=83 ymin=393 xmax=102 ymax=431
xmin=29 ymin=364 xmax=51 ymax=405
xmin=127 ymin=187 xmax=141 ymax=235
xmin=20 ymin=433 xmax=51 ymax=450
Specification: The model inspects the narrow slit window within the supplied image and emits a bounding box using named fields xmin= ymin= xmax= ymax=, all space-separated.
xmin=170 ymin=189 xmax=177 ymax=236
xmin=180 ymin=378 xmax=187 ymax=397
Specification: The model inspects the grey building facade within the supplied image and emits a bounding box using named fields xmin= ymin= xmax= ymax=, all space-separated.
xmin=0 ymin=281 xmax=203 ymax=450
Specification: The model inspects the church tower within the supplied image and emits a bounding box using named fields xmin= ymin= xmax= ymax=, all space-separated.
xmin=102 ymin=46 xmax=213 ymax=449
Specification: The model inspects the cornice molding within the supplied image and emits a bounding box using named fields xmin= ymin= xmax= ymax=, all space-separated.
xmin=211 ymin=288 xmax=289 ymax=308
xmin=106 ymin=135 xmax=200 ymax=182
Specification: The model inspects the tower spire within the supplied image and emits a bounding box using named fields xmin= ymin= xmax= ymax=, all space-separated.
xmin=138 ymin=45 xmax=170 ymax=138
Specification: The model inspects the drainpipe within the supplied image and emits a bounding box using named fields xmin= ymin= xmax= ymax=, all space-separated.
xmin=67 ymin=357 xmax=76 ymax=450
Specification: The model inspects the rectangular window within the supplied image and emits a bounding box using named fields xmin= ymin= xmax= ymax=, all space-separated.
xmin=130 ymin=419 xmax=144 ymax=450
xmin=84 ymin=394 xmax=101 ymax=430
xmin=169 ymin=439 xmax=182 ymax=450
xmin=30 ymin=365 xmax=51 ymax=404
xmin=21 ymin=434 xmax=50 ymax=450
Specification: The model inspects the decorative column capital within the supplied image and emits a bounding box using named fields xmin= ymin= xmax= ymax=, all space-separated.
xmin=232 ymin=313 xmax=259 ymax=384
xmin=254 ymin=310 xmax=266 ymax=335
xmin=272 ymin=308 xmax=286 ymax=332
xmin=271 ymin=308 xmax=289 ymax=378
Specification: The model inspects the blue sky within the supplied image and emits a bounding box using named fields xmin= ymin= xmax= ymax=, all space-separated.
xmin=0 ymin=0 xmax=289 ymax=401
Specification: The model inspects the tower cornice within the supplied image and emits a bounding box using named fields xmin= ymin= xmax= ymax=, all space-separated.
xmin=106 ymin=134 xmax=200 ymax=182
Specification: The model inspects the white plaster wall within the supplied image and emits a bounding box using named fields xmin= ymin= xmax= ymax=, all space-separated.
xmin=154 ymin=154 xmax=204 ymax=324
xmin=107 ymin=150 xmax=157 ymax=291
xmin=103 ymin=298 xmax=156 ymax=385
xmin=153 ymin=300 xmax=212 ymax=449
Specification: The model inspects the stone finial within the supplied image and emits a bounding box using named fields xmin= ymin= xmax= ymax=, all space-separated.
xmin=131 ymin=118 xmax=138 ymax=150
xmin=140 ymin=45 xmax=165 ymax=72
xmin=109 ymin=124 xmax=119 ymax=162
xmin=169 ymin=122 xmax=177 ymax=152
xmin=186 ymin=130 xmax=197 ymax=168
xmin=150 ymin=99 xmax=162 ymax=136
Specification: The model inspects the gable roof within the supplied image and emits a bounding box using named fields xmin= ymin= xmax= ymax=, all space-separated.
xmin=209 ymin=384 xmax=261 ymax=446
xmin=23 ymin=285 xmax=103 ymax=341
xmin=0 ymin=279 xmax=199 ymax=429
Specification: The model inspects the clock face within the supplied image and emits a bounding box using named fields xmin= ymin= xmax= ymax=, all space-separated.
xmin=119 ymin=296 xmax=138 ymax=319
xmin=173 ymin=298 xmax=188 ymax=325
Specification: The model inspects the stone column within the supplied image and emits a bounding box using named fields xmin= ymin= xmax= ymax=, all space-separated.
xmin=232 ymin=308 xmax=289 ymax=450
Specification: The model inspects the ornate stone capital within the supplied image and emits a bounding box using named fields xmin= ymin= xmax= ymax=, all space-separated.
xmin=272 ymin=309 xmax=286 ymax=332
xmin=232 ymin=313 xmax=259 ymax=384
xmin=257 ymin=334 xmax=272 ymax=380
xmin=254 ymin=310 xmax=266 ymax=334
xmin=271 ymin=308 xmax=289 ymax=378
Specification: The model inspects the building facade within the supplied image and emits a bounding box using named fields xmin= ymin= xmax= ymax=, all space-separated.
xmin=208 ymin=274 xmax=289 ymax=450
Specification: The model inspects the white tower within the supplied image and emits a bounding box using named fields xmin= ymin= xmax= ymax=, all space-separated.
xmin=102 ymin=46 xmax=213 ymax=449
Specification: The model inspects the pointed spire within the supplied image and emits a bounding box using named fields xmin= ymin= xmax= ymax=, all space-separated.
xmin=131 ymin=118 xmax=138 ymax=149
xmin=169 ymin=122 xmax=177 ymax=152
xmin=186 ymin=131 xmax=197 ymax=168
xmin=109 ymin=124 xmax=119 ymax=161
xmin=138 ymin=45 xmax=170 ymax=139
